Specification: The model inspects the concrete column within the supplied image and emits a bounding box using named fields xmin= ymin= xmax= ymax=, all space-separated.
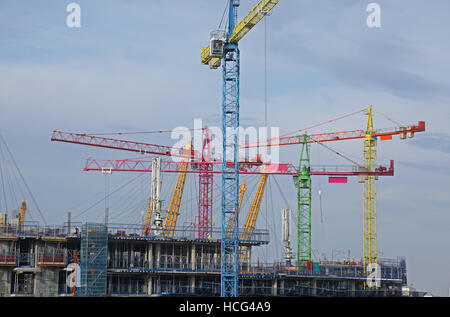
xmin=190 ymin=276 xmax=195 ymax=294
xmin=156 ymin=276 xmax=161 ymax=294
xmin=147 ymin=243 xmax=153 ymax=269
xmin=279 ymin=279 xmax=284 ymax=296
xmin=147 ymin=277 xmax=152 ymax=295
xmin=191 ymin=244 xmax=196 ymax=271
xmin=349 ymin=280 xmax=356 ymax=297
xmin=272 ymin=279 xmax=277 ymax=296
xmin=311 ymin=279 xmax=317 ymax=296
xmin=248 ymin=247 xmax=252 ymax=272
xmin=156 ymin=243 xmax=161 ymax=269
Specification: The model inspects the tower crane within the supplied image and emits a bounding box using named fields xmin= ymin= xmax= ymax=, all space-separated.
xmin=162 ymin=142 xmax=192 ymax=238
xmin=84 ymin=156 xmax=395 ymax=265
xmin=51 ymin=129 xmax=261 ymax=239
xmin=225 ymin=181 xmax=247 ymax=239
xmin=196 ymin=127 xmax=214 ymax=239
xmin=201 ymin=0 xmax=279 ymax=297
xmin=19 ymin=198 xmax=26 ymax=233
xmin=142 ymin=157 xmax=162 ymax=236
xmin=51 ymin=130 xmax=213 ymax=238
xmin=239 ymin=174 xmax=268 ymax=265
xmin=243 ymin=107 xmax=426 ymax=281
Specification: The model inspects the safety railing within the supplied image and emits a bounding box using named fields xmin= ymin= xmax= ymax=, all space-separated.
xmin=1 ymin=222 xmax=270 ymax=244
xmin=0 ymin=222 xmax=83 ymax=239
xmin=0 ymin=252 xmax=16 ymax=265
xmin=240 ymin=260 xmax=406 ymax=281
xmin=37 ymin=251 xmax=66 ymax=266
xmin=106 ymin=223 xmax=270 ymax=244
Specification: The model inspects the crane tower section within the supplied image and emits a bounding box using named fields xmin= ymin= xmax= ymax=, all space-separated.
xmin=363 ymin=107 xmax=377 ymax=276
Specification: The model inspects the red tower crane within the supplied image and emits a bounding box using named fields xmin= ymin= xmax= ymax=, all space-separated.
xmin=51 ymin=128 xmax=261 ymax=239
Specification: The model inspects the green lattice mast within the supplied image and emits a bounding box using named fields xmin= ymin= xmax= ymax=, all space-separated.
xmin=297 ymin=134 xmax=312 ymax=264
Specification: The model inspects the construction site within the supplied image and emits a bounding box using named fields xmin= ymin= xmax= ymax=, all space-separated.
xmin=0 ymin=1 xmax=432 ymax=297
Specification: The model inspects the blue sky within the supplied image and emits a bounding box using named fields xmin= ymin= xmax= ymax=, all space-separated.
xmin=0 ymin=1 xmax=449 ymax=296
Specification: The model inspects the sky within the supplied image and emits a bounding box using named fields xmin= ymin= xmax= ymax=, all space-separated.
xmin=0 ymin=0 xmax=449 ymax=296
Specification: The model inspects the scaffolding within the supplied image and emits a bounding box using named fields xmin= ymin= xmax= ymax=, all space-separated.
xmin=79 ymin=223 xmax=108 ymax=297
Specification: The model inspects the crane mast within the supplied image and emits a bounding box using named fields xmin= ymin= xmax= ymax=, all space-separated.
xmin=226 ymin=181 xmax=247 ymax=238
xmin=198 ymin=128 xmax=214 ymax=239
xmin=220 ymin=0 xmax=241 ymax=298
xmin=162 ymin=143 xmax=192 ymax=238
xmin=201 ymin=0 xmax=279 ymax=298
xmin=363 ymin=107 xmax=377 ymax=281
xmin=239 ymin=174 xmax=268 ymax=265
xmin=19 ymin=198 xmax=26 ymax=233
xmin=142 ymin=158 xmax=162 ymax=236
xmin=296 ymin=135 xmax=312 ymax=264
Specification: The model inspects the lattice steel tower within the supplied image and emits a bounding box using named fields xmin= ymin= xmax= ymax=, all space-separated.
xmin=363 ymin=106 xmax=377 ymax=273
xmin=296 ymin=134 xmax=312 ymax=264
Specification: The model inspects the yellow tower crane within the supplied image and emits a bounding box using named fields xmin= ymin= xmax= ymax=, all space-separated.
xmin=161 ymin=142 xmax=192 ymax=238
xmin=19 ymin=198 xmax=26 ymax=232
xmin=239 ymin=174 xmax=268 ymax=264
xmin=225 ymin=181 xmax=247 ymax=238
xmin=362 ymin=106 xmax=377 ymax=275
xmin=142 ymin=199 xmax=153 ymax=236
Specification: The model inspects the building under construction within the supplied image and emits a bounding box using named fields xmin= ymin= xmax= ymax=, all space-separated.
xmin=0 ymin=110 xmax=426 ymax=297
xmin=0 ymin=221 xmax=410 ymax=297
xmin=0 ymin=1 xmax=428 ymax=298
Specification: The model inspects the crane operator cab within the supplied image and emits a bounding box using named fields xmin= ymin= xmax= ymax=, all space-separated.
xmin=210 ymin=30 xmax=226 ymax=59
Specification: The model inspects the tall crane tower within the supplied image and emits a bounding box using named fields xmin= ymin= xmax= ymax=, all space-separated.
xmin=201 ymin=0 xmax=279 ymax=297
xmin=362 ymin=107 xmax=377 ymax=276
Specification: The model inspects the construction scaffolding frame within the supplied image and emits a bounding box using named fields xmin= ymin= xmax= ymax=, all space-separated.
xmin=79 ymin=223 xmax=108 ymax=297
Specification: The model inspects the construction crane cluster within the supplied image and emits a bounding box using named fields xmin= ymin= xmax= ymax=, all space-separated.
xmin=50 ymin=0 xmax=426 ymax=298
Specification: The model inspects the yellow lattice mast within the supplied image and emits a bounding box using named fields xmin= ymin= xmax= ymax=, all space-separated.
xmin=162 ymin=142 xmax=192 ymax=238
xmin=225 ymin=181 xmax=247 ymax=238
xmin=238 ymin=181 xmax=247 ymax=212
xmin=19 ymin=198 xmax=26 ymax=232
xmin=142 ymin=199 xmax=153 ymax=235
xmin=239 ymin=174 xmax=268 ymax=264
xmin=363 ymin=106 xmax=377 ymax=274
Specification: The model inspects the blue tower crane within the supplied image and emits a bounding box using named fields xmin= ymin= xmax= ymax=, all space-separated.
xmin=200 ymin=0 xmax=279 ymax=297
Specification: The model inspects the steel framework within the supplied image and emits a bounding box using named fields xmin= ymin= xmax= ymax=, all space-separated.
xmin=162 ymin=143 xmax=191 ymax=238
xmin=363 ymin=107 xmax=377 ymax=278
xmin=296 ymin=135 xmax=311 ymax=264
xmin=79 ymin=223 xmax=108 ymax=297
xmin=198 ymin=128 xmax=214 ymax=239
xmin=239 ymin=174 xmax=268 ymax=264
xmin=220 ymin=4 xmax=241 ymax=296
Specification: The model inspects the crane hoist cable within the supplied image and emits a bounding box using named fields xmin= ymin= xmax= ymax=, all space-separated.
xmin=243 ymin=108 xmax=368 ymax=147
xmin=0 ymin=133 xmax=47 ymax=225
xmin=72 ymin=173 xmax=145 ymax=221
